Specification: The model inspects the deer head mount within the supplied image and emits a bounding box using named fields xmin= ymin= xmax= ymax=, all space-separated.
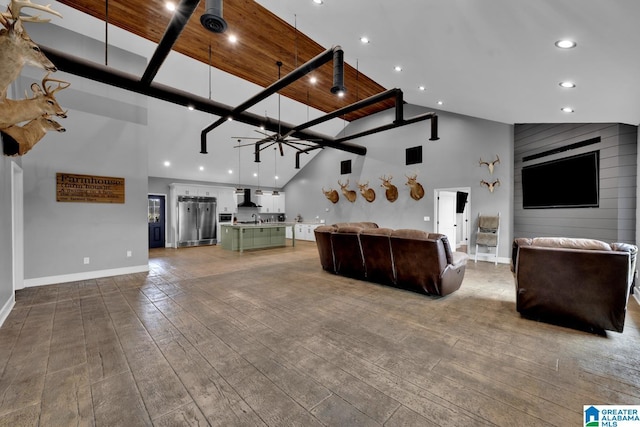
xmin=322 ymin=187 xmax=339 ymax=204
xmin=405 ymin=173 xmax=425 ymax=201
xmin=356 ymin=181 xmax=376 ymax=203
xmin=480 ymin=179 xmax=500 ymax=193
xmin=0 ymin=0 xmax=61 ymax=100
xmin=379 ymin=175 xmax=398 ymax=202
xmin=338 ymin=179 xmax=357 ymax=203
xmin=0 ymin=73 xmax=69 ymax=128
xmin=1 ymin=114 xmax=65 ymax=156
xmin=479 ymin=155 xmax=500 ymax=174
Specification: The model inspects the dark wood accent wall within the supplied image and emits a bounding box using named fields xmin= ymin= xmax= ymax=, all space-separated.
xmin=56 ymin=0 xmax=395 ymax=121
xmin=514 ymin=123 xmax=637 ymax=243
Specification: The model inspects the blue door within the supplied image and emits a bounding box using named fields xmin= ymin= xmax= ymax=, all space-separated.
xmin=148 ymin=195 xmax=165 ymax=248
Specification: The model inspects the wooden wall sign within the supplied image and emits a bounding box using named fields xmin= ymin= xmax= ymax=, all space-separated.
xmin=56 ymin=173 xmax=125 ymax=203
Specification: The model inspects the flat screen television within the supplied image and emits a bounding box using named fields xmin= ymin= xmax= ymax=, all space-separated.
xmin=522 ymin=150 xmax=599 ymax=209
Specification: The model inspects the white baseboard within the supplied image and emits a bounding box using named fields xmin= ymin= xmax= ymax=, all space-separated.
xmin=634 ymin=291 xmax=640 ymax=307
xmin=0 ymin=295 xmax=16 ymax=329
xmin=23 ymin=265 xmax=149 ymax=288
xmin=472 ymin=254 xmax=510 ymax=265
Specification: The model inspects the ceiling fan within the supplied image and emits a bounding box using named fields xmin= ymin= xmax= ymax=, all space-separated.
xmin=232 ymin=61 xmax=321 ymax=157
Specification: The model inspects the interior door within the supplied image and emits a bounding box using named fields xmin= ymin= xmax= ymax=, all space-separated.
xmin=437 ymin=191 xmax=457 ymax=248
xmin=148 ymin=195 xmax=165 ymax=248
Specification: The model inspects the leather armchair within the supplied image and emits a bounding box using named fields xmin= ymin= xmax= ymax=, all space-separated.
xmin=390 ymin=230 xmax=469 ymax=296
xmin=512 ymin=237 xmax=637 ymax=332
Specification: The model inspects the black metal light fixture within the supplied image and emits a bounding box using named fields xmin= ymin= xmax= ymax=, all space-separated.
xmin=200 ymin=0 xmax=228 ymax=33
xmin=330 ymin=48 xmax=346 ymax=95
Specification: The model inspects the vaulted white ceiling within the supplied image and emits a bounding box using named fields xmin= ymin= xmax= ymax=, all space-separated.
xmin=8 ymin=1 xmax=640 ymax=187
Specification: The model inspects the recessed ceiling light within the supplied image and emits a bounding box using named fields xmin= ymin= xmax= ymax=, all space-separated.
xmin=309 ymin=76 xmax=317 ymax=84
xmin=419 ymin=86 xmax=426 ymax=91
xmin=165 ymin=2 xmax=176 ymax=12
xmin=253 ymin=172 xmax=258 ymax=177
xmin=228 ymin=169 xmax=233 ymax=174
xmin=163 ymin=161 xmax=171 ymax=167
xmin=199 ymin=166 xmax=204 ymax=171
xmin=394 ymin=65 xmax=402 ymax=72
xmin=275 ymin=175 xmax=279 ymax=180
xmin=360 ymin=36 xmax=369 ymax=44
xmin=555 ymin=40 xmax=576 ymax=49
xmin=187 ymin=105 xmax=194 ymax=111
xmin=228 ymin=34 xmax=238 ymax=43
xmin=227 ymin=117 xmax=233 ymax=121
xmin=561 ymin=107 xmax=574 ymax=113
xmin=337 ymin=90 xmax=345 ymax=97
xmin=312 ymin=0 xmax=323 ymax=4
xmin=559 ymin=81 xmax=576 ymax=88
xmin=437 ymin=101 xmax=443 ymax=105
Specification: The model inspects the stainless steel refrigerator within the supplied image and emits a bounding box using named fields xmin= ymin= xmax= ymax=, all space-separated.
xmin=177 ymin=196 xmax=217 ymax=247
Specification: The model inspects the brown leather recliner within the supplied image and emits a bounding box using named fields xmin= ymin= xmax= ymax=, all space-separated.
xmin=331 ymin=225 xmax=366 ymax=279
xmin=512 ymin=237 xmax=637 ymax=333
xmin=313 ymin=225 xmax=337 ymax=272
xmin=359 ymin=228 xmax=395 ymax=285
xmin=390 ymin=230 xmax=469 ymax=296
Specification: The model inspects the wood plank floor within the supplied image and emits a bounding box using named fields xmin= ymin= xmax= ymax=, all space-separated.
xmin=1 ymin=241 xmax=639 ymax=426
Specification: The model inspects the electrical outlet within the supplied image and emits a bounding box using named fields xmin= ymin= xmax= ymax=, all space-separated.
xmin=126 ymin=250 xmax=132 ymax=257
xmin=424 ymin=216 xmax=430 ymax=221
xmin=83 ymin=257 xmax=90 ymax=264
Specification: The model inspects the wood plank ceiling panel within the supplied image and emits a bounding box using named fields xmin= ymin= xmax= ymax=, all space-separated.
xmin=56 ymin=0 xmax=396 ymax=121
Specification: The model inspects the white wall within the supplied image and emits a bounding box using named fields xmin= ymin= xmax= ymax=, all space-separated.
xmin=284 ymin=104 xmax=514 ymax=259
xmin=18 ymin=23 xmax=150 ymax=285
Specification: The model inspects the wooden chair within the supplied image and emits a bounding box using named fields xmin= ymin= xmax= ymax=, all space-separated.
xmin=474 ymin=212 xmax=500 ymax=265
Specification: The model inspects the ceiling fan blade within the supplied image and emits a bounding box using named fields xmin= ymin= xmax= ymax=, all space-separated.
xmin=278 ymin=142 xmax=284 ymax=156
xmin=253 ymin=129 xmax=272 ymax=137
xmin=232 ymin=136 xmax=266 ymax=140
xmin=258 ymin=141 xmax=277 ymax=152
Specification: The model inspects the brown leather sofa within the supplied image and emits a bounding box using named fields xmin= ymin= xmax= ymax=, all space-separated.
xmin=314 ymin=223 xmax=469 ymax=296
xmin=391 ymin=229 xmax=468 ymax=296
xmin=511 ymin=237 xmax=637 ymax=333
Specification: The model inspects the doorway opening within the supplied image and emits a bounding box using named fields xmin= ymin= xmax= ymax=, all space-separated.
xmin=434 ymin=187 xmax=470 ymax=253
xmin=148 ymin=194 xmax=166 ymax=249
xmin=11 ymin=161 xmax=24 ymax=292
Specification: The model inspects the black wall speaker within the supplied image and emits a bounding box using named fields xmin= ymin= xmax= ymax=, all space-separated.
xmin=340 ymin=159 xmax=352 ymax=175
xmin=406 ymin=146 xmax=423 ymax=165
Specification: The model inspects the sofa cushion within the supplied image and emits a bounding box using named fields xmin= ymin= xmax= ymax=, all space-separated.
xmin=331 ymin=226 xmax=366 ymax=279
xmin=360 ymin=228 xmax=395 ymax=285
xmin=527 ymin=237 xmax=612 ymax=251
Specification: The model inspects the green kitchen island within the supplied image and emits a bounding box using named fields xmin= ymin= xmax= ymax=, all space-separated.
xmin=220 ymin=223 xmax=295 ymax=252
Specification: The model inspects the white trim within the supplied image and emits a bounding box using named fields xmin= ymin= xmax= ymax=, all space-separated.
xmin=23 ymin=264 xmax=149 ymax=288
xmin=634 ymin=291 xmax=640 ymax=307
xmin=0 ymin=295 xmax=15 ymax=328
xmin=473 ymin=254 xmax=511 ymax=265
xmin=11 ymin=161 xmax=24 ymax=291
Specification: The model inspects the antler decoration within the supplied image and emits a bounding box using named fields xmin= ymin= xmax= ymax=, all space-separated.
xmin=479 ymin=155 xmax=500 ymax=174
xmin=480 ymin=179 xmax=500 ymax=193
xmin=0 ymin=0 xmax=67 ymax=156
xmin=3 ymin=0 xmax=63 ymax=23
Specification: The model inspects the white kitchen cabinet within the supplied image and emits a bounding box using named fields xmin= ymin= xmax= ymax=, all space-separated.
xmin=272 ymin=193 xmax=285 ymax=213
xmin=217 ymin=188 xmax=237 ymax=213
xmin=258 ymin=192 xmax=285 ymax=213
xmin=257 ymin=194 xmax=272 ymax=213
xmin=292 ymin=223 xmax=319 ymax=241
